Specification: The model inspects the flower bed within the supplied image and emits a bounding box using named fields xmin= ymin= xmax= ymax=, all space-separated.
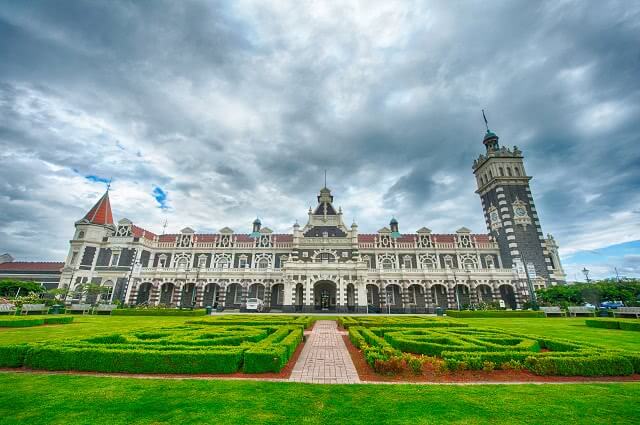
xmin=1 ymin=323 xmax=303 ymax=374
xmin=348 ymin=325 xmax=640 ymax=377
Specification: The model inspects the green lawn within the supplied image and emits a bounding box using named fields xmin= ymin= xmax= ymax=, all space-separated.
xmin=1 ymin=315 xmax=639 ymax=424
xmin=0 ymin=374 xmax=638 ymax=425
xmin=1 ymin=315 xmax=638 ymax=351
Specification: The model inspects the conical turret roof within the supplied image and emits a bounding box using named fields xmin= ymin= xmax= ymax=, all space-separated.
xmin=82 ymin=191 xmax=114 ymax=225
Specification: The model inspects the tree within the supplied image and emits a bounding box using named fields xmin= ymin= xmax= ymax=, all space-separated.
xmin=0 ymin=279 xmax=44 ymax=297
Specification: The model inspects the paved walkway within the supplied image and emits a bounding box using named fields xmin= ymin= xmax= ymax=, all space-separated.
xmin=289 ymin=320 xmax=360 ymax=384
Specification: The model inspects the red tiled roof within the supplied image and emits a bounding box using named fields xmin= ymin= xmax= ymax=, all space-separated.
xmin=158 ymin=234 xmax=178 ymax=242
xmin=83 ymin=191 xmax=114 ymax=225
xmin=358 ymin=234 xmax=377 ymax=242
xmin=358 ymin=233 xmax=490 ymax=244
xmin=274 ymin=234 xmax=293 ymax=242
xmin=0 ymin=262 xmax=64 ymax=272
xmin=131 ymin=225 xmax=157 ymax=239
xmin=195 ymin=234 xmax=216 ymax=242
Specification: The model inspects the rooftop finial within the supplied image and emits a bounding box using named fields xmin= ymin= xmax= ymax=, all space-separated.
xmin=162 ymin=219 xmax=168 ymax=235
xmin=106 ymin=177 xmax=113 ymax=192
xmin=324 ymin=169 xmax=327 ymax=188
xmin=482 ymin=109 xmax=489 ymax=132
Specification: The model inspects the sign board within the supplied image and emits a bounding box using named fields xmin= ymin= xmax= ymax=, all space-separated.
xmin=526 ymin=263 xmax=537 ymax=279
xmin=499 ymin=300 xmax=506 ymax=308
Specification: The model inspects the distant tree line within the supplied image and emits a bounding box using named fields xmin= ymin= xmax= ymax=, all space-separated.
xmin=535 ymin=279 xmax=640 ymax=307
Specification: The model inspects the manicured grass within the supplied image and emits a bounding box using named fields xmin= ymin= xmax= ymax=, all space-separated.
xmin=0 ymin=374 xmax=638 ymax=424
xmin=455 ymin=318 xmax=640 ymax=352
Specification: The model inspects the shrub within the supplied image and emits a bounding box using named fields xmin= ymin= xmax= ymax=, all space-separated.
xmin=112 ymin=309 xmax=206 ymax=316
xmin=44 ymin=316 xmax=74 ymax=325
xmin=446 ymin=310 xmax=544 ymax=318
xmin=500 ymin=359 xmax=524 ymax=371
xmin=525 ymin=355 xmax=634 ymax=376
xmin=0 ymin=318 xmax=44 ymax=327
xmin=619 ymin=321 xmax=640 ymax=332
xmin=482 ymin=361 xmax=496 ymax=372
xmin=25 ymin=346 xmax=245 ymax=374
xmin=0 ymin=344 xmax=30 ymax=367
xmin=585 ymin=320 xmax=620 ymax=329
xmin=407 ymin=355 xmax=424 ymax=375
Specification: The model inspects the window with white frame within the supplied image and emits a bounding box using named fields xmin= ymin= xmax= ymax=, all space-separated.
xmin=485 ymin=255 xmax=495 ymax=269
xmin=233 ymin=285 xmax=242 ymax=304
xmin=176 ymin=257 xmax=189 ymax=269
xmin=111 ymin=253 xmax=120 ymax=266
xmin=419 ymin=255 xmax=436 ymax=269
xmin=239 ymin=256 xmax=248 ymax=268
xmin=158 ymin=255 xmax=167 ymax=268
xmin=70 ymin=251 xmax=78 ymax=266
xmin=257 ymin=258 xmax=270 ymax=269
xmin=444 ymin=255 xmax=454 ymax=269
xmin=367 ymin=286 xmax=375 ymax=304
xmin=197 ymin=255 xmax=207 ymax=268
xmin=215 ymin=256 xmax=230 ymax=269
xmin=462 ymin=257 xmax=477 ymax=269
xmin=386 ymin=286 xmax=395 ymax=304
xmin=319 ymin=252 xmax=335 ymax=263
xmin=403 ymin=256 xmax=412 ymax=269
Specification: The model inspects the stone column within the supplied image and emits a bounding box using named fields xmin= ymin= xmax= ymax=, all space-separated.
xmin=217 ymin=283 xmax=227 ymax=311
xmin=173 ymin=282 xmax=183 ymax=307
xmin=127 ymin=279 xmax=139 ymax=305
xmin=304 ymin=279 xmax=314 ymax=313
xmin=424 ymin=285 xmax=433 ymax=313
xmin=149 ymin=281 xmax=161 ymax=306
xmin=447 ymin=284 xmax=457 ymax=309
xmin=195 ymin=283 xmax=205 ymax=308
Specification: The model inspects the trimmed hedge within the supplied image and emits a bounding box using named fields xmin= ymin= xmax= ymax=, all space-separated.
xmin=44 ymin=316 xmax=74 ymax=325
xmin=0 ymin=318 xmax=45 ymax=327
xmin=25 ymin=346 xmax=244 ymax=374
xmin=112 ymin=309 xmax=206 ymax=316
xmin=585 ymin=319 xmax=640 ymax=332
xmin=338 ymin=316 xmax=466 ymax=329
xmin=446 ymin=310 xmax=545 ymax=318
xmin=349 ymin=324 xmax=640 ymax=376
xmin=0 ymin=344 xmax=30 ymax=367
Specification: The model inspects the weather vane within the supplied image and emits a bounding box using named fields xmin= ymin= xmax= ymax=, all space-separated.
xmin=482 ymin=109 xmax=490 ymax=132
xmin=106 ymin=177 xmax=113 ymax=191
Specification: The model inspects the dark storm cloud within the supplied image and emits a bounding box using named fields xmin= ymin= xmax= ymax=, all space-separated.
xmin=0 ymin=0 xmax=638 ymax=279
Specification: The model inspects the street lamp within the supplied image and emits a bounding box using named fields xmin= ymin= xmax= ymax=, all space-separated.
xmin=520 ymin=256 xmax=539 ymax=311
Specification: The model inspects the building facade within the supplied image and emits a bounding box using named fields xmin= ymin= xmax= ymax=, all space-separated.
xmin=58 ymin=127 xmax=565 ymax=312
xmin=0 ymin=254 xmax=63 ymax=290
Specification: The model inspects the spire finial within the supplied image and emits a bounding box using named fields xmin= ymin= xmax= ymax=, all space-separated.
xmin=162 ymin=219 xmax=168 ymax=235
xmin=324 ymin=169 xmax=327 ymax=188
xmin=482 ymin=109 xmax=489 ymax=132
xmin=106 ymin=177 xmax=113 ymax=192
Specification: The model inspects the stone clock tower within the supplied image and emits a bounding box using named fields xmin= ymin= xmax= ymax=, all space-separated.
xmin=472 ymin=127 xmax=566 ymax=287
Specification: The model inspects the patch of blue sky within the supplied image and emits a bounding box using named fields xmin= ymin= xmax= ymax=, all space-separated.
xmin=153 ymin=186 xmax=169 ymax=210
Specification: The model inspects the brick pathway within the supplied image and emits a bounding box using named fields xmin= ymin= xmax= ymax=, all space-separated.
xmin=289 ymin=320 xmax=360 ymax=384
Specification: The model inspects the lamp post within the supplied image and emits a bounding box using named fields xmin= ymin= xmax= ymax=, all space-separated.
xmin=520 ymin=256 xmax=538 ymax=311
xmin=453 ymin=270 xmax=461 ymax=310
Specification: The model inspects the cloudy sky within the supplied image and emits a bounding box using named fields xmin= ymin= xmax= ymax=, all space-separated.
xmin=0 ymin=0 xmax=638 ymax=280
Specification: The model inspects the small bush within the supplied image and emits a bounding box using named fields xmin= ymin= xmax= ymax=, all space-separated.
xmin=585 ymin=320 xmax=620 ymax=329
xmin=500 ymin=359 xmax=524 ymax=371
xmin=44 ymin=316 xmax=74 ymax=325
xmin=482 ymin=361 xmax=496 ymax=372
xmin=0 ymin=318 xmax=44 ymax=327
xmin=525 ymin=355 xmax=634 ymax=376
xmin=618 ymin=321 xmax=640 ymax=332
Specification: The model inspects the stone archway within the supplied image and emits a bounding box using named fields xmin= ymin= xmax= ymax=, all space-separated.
xmin=181 ymin=283 xmax=197 ymax=308
xmin=366 ymin=284 xmax=380 ymax=313
xmin=294 ymin=283 xmax=304 ymax=312
xmin=202 ymin=283 xmax=220 ymax=308
xmin=136 ymin=282 xmax=152 ymax=305
xmin=270 ymin=283 xmax=285 ymax=310
xmin=431 ymin=284 xmax=448 ymax=309
xmin=225 ymin=282 xmax=243 ymax=308
xmin=407 ymin=284 xmax=426 ymax=313
xmin=314 ymin=280 xmax=337 ymax=312
xmin=384 ymin=284 xmax=403 ymax=312
xmin=159 ymin=282 xmax=175 ymax=306
xmin=248 ymin=283 xmax=265 ymax=300
xmin=476 ymin=284 xmax=493 ymax=303
xmin=499 ymin=284 xmax=517 ymax=310
xmin=454 ymin=284 xmax=471 ymax=309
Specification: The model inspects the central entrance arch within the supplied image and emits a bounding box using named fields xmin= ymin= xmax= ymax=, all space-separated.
xmin=313 ymin=280 xmax=337 ymax=311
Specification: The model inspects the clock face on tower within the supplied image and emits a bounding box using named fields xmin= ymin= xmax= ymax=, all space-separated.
xmin=515 ymin=206 xmax=527 ymax=217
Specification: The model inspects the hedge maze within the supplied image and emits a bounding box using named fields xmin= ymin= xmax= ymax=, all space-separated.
xmin=0 ymin=316 xmax=74 ymax=328
xmin=0 ymin=316 xmax=311 ymax=374
xmin=342 ymin=317 xmax=640 ymax=377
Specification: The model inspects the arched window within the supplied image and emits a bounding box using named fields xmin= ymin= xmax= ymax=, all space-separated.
xmin=176 ymin=257 xmax=189 ymax=269
xmin=318 ymin=252 xmax=335 ymax=263
xmin=515 ymin=167 xmax=521 ymax=176
xmin=215 ymin=257 xmax=229 ymax=269
xmin=257 ymin=258 xmax=270 ymax=269
xmin=463 ymin=258 xmax=476 ymax=269
xmin=507 ymin=167 xmax=512 ymax=176
xmin=381 ymin=258 xmax=394 ymax=270
xmin=499 ymin=167 xmax=504 ymax=176
xmin=485 ymin=255 xmax=495 ymax=269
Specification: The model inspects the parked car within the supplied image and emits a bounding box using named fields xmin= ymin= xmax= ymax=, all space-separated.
xmin=600 ymin=301 xmax=625 ymax=309
xmin=245 ymin=298 xmax=264 ymax=312
xmin=582 ymin=303 xmax=596 ymax=308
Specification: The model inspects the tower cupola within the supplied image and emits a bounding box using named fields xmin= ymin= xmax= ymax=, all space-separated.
xmin=390 ymin=217 xmax=400 ymax=238
xmin=251 ymin=217 xmax=261 ymax=238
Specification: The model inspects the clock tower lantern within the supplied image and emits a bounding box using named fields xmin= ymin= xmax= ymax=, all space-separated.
xmin=472 ymin=125 xmax=566 ymax=286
